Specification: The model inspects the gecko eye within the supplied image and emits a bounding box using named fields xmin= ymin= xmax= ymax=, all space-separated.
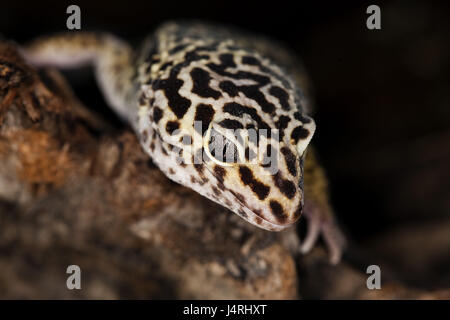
xmin=204 ymin=124 xmax=244 ymax=166
xmin=207 ymin=129 xmax=240 ymax=164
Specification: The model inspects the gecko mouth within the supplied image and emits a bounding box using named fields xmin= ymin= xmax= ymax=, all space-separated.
xmin=227 ymin=189 xmax=302 ymax=232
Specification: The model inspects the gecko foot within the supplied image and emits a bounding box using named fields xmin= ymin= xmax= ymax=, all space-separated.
xmin=299 ymin=201 xmax=346 ymax=265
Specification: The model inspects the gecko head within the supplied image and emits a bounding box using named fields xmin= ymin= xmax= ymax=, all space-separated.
xmin=196 ymin=112 xmax=316 ymax=231
xmin=143 ymin=73 xmax=316 ymax=231
xmin=146 ymin=109 xmax=315 ymax=232
xmin=140 ymin=32 xmax=317 ymax=231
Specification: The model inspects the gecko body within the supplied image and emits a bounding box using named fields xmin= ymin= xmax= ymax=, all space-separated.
xmin=23 ymin=22 xmax=345 ymax=262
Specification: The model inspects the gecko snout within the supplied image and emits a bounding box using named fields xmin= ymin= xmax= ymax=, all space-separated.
xmin=224 ymin=162 xmax=304 ymax=231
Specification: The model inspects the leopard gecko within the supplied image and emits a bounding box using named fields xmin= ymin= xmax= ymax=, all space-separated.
xmin=22 ymin=21 xmax=345 ymax=263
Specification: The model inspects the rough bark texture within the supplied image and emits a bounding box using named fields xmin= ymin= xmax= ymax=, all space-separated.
xmin=0 ymin=39 xmax=448 ymax=299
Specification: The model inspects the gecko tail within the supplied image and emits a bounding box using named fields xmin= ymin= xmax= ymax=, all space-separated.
xmin=21 ymin=32 xmax=104 ymax=68
xmin=20 ymin=32 xmax=131 ymax=69
xmin=20 ymin=32 xmax=137 ymax=126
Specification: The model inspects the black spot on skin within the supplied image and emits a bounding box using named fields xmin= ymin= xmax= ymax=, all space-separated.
xmin=218 ymin=119 xmax=244 ymax=130
xmin=223 ymin=102 xmax=270 ymax=130
xmin=153 ymin=76 xmax=191 ymax=119
xmin=184 ymin=50 xmax=209 ymax=62
xmin=168 ymin=168 xmax=175 ymax=175
xmin=231 ymin=191 xmax=247 ymax=205
xmin=269 ymin=86 xmax=291 ymax=110
xmin=152 ymin=48 xmax=209 ymax=119
xmin=194 ymin=103 xmax=215 ymax=135
xmin=238 ymin=85 xmax=275 ymax=114
xmin=190 ymin=67 xmax=222 ymax=99
xmin=291 ymin=126 xmax=310 ymax=144
xmin=275 ymin=115 xmax=290 ymax=130
xmin=242 ymin=56 xmax=261 ymax=66
xmin=190 ymin=175 xmax=199 ymax=184
xmin=269 ymin=200 xmax=287 ymax=223
xmin=153 ymin=107 xmax=163 ymax=124
xmin=214 ymin=165 xmax=227 ymax=183
xmin=149 ymin=142 xmax=155 ymax=151
xmin=212 ymin=186 xmax=221 ymax=197
xmin=139 ymin=92 xmax=147 ymax=106
xmin=160 ymin=61 xmax=173 ymax=71
xmin=141 ymin=130 xmax=148 ymax=143
xmin=195 ymin=44 xmax=219 ymax=51
xmin=205 ymin=58 xmax=277 ymax=114
xmin=179 ymin=161 xmax=187 ymax=168
xmin=169 ymin=43 xmax=188 ymax=54
xmin=294 ymin=112 xmax=312 ymax=124
xmin=281 ymin=147 xmax=297 ymax=176
xmin=211 ymin=194 xmax=219 ymax=201
xmin=207 ymin=62 xmax=270 ymax=85
xmin=165 ymin=121 xmax=180 ymax=135
xmin=253 ymin=208 xmax=263 ymax=217
xmin=275 ymin=115 xmax=291 ymax=139
xmin=219 ymin=81 xmax=239 ymax=97
xmin=238 ymin=209 xmax=248 ymax=218
xmin=238 ymin=166 xmax=270 ymax=200
xmin=194 ymin=162 xmax=204 ymax=175
xmin=219 ymin=53 xmax=236 ymax=68
xmin=273 ymin=172 xmax=296 ymax=199
xmin=255 ymin=216 xmax=263 ymax=225
xmin=200 ymin=177 xmax=209 ymax=185
xmin=217 ymin=181 xmax=226 ymax=191
xmin=227 ymin=45 xmax=239 ymax=51
xmin=224 ymin=199 xmax=232 ymax=207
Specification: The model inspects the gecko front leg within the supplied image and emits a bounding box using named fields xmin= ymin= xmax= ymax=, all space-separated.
xmin=301 ymin=147 xmax=346 ymax=264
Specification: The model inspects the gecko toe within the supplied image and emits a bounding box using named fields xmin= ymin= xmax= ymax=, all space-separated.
xmin=300 ymin=206 xmax=321 ymax=253
xmin=322 ymin=220 xmax=346 ymax=265
xmin=300 ymin=201 xmax=346 ymax=264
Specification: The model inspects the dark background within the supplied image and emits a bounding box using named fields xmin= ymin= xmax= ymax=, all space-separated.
xmin=1 ymin=0 xmax=449 ymax=288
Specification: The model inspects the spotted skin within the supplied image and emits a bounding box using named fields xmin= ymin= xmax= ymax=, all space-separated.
xmin=22 ymin=21 xmax=345 ymax=263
